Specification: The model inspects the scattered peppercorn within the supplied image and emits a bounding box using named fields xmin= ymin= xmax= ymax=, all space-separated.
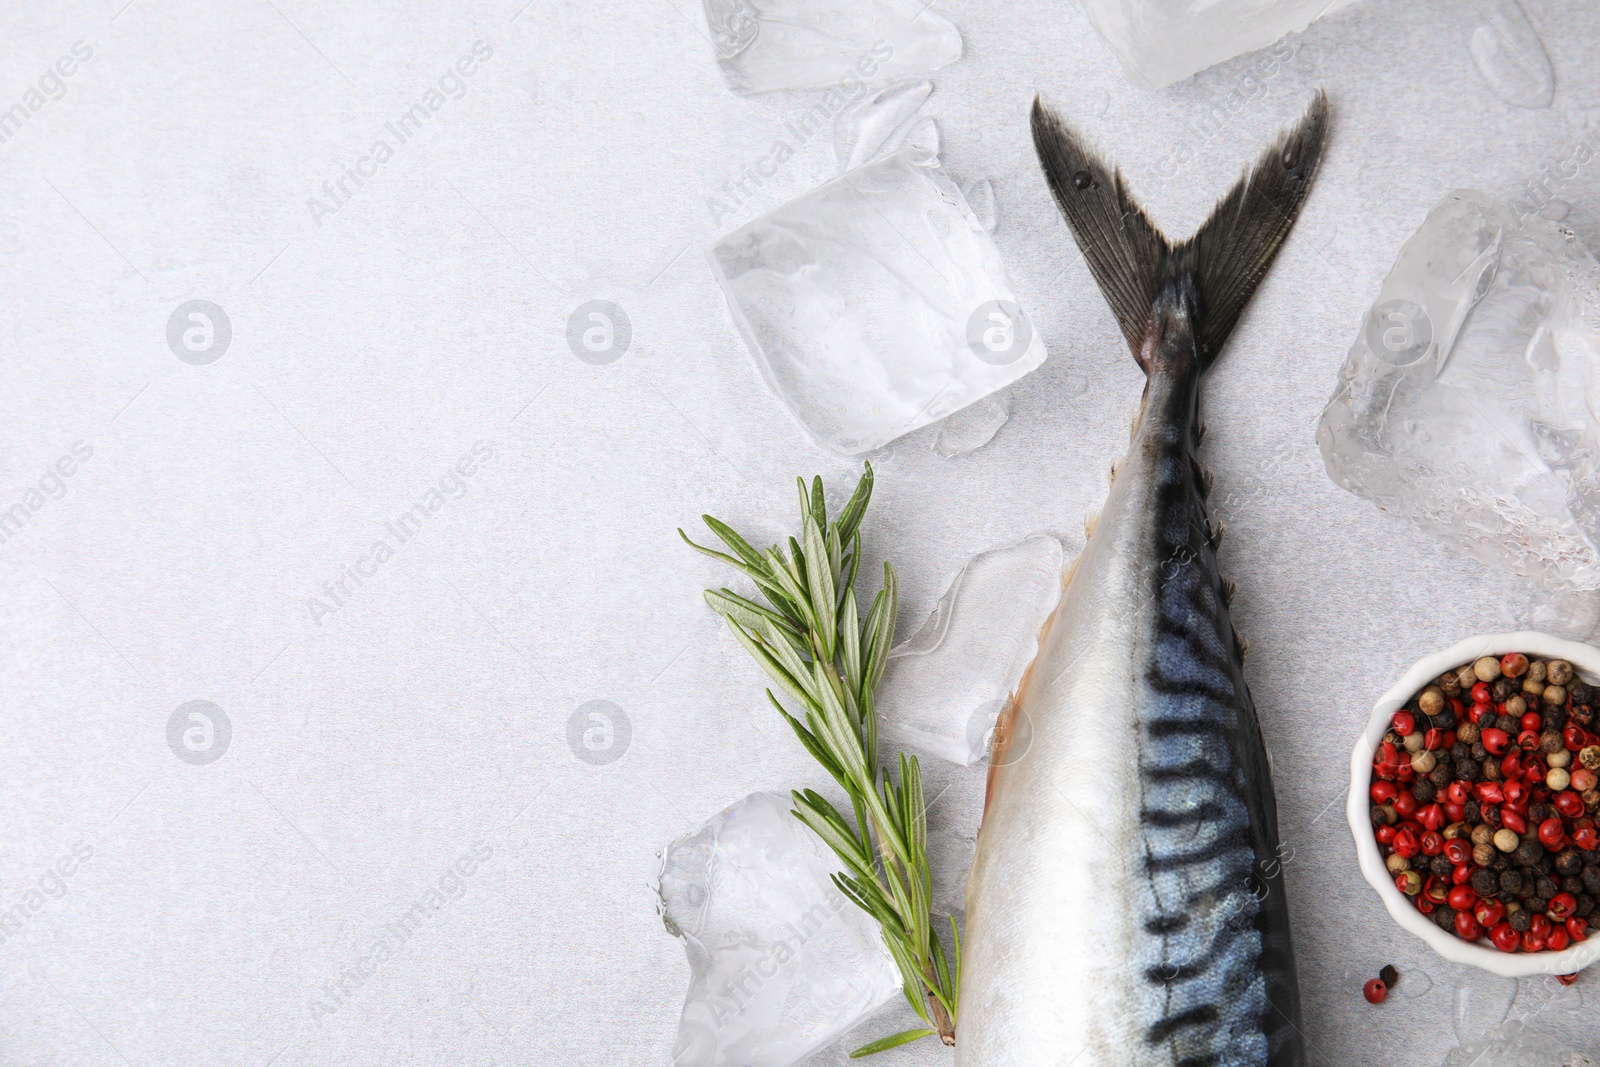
xmin=1363 ymin=978 xmax=1388 ymax=1003
xmin=1373 ymin=652 xmax=1600 ymax=953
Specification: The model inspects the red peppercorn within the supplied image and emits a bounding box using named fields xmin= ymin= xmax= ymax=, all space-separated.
xmin=1477 ymin=782 xmax=1505 ymax=804
xmin=1455 ymin=910 xmax=1483 ymax=941
xmin=1393 ymin=829 xmax=1419 ymax=857
xmin=1392 ymin=710 xmax=1415 ymax=735
xmin=1502 ymin=653 xmax=1529 ymax=677
xmin=1376 ymin=825 xmax=1397 ymax=845
xmin=1473 ymin=703 xmax=1496 ymax=726
xmin=1568 ymin=917 xmax=1588 ymax=942
xmin=1447 ymin=781 xmax=1471 ymax=805
xmin=1371 ymin=780 xmax=1399 ymax=804
xmin=1418 ymin=804 xmax=1445 ymax=831
xmin=1523 ymin=930 xmax=1546 ymax=952
xmin=1521 ymin=712 xmax=1543 ymax=733
xmin=1541 ymin=818 xmax=1567 ymax=850
xmin=1475 ymin=898 xmax=1505 ymax=927
xmin=1482 ymin=728 xmax=1511 ymax=756
xmin=1452 ymin=863 xmax=1473 ymax=885
xmin=1416 ymin=896 xmax=1435 ymax=914
xmin=1424 ymin=875 xmax=1449 ymax=903
xmin=1525 ymin=762 xmax=1546 ymax=784
xmin=1504 ymin=753 xmax=1524 ymax=778
xmin=1532 ymin=914 xmax=1553 ymax=938
xmin=1502 ymin=809 xmax=1528 ymax=834
xmin=1394 ymin=792 xmax=1419 ymax=819
xmin=1559 ymin=972 xmax=1580 ymax=985
xmin=1396 ymin=762 xmax=1415 ymax=783
xmin=1504 ymin=780 xmax=1528 ymax=807
xmin=1491 ymin=922 xmax=1521 ymax=952
xmin=1549 ymin=893 xmax=1578 ymax=922
xmin=1576 ymin=827 xmax=1598 ymax=851
xmin=1547 ymin=927 xmax=1571 ymax=952
xmin=1557 ymin=791 xmax=1585 ymax=819
xmin=1424 ymin=727 xmax=1443 ymax=750
xmin=1573 ymin=768 xmax=1599 ymax=793
xmin=1363 ymin=978 xmax=1387 ymax=1003
xmin=1447 ymin=885 xmax=1477 ymax=911
xmin=1518 ymin=729 xmax=1542 ymax=752
xmin=1444 ymin=838 xmax=1472 ymax=865
xmin=1566 ymin=726 xmax=1586 ymax=751
xmin=1472 ymin=682 xmax=1491 ymax=704
xmin=1420 ymin=831 xmax=1444 ymax=856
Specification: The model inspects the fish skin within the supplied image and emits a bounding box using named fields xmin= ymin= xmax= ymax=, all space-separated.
xmin=957 ymin=96 xmax=1328 ymax=1067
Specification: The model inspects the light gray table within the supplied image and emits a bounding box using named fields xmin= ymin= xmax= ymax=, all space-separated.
xmin=3 ymin=1 xmax=1597 ymax=1064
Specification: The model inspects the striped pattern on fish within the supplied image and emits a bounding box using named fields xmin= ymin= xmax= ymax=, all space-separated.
xmin=957 ymin=93 xmax=1329 ymax=1067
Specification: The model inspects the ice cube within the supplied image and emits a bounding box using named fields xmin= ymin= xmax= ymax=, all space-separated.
xmin=877 ymin=534 xmax=1066 ymax=765
xmin=709 ymin=146 xmax=1048 ymax=455
xmin=657 ymin=791 xmax=901 ymax=1067
xmin=1318 ymin=189 xmax=1600 ymax=591
xmin=702 ymin=0 xmax=962 ymax=96
xmin=1078 ymin=0 xmax=1351 ymax=89
xmin=833 ymin=79 xmax=932 ymax=173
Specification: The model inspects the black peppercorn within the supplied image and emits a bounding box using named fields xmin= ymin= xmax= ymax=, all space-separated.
xmin=1584 ymin=866 xmax=1600 ymax=895
xmin=1482 ymin=804 xmax=1502 ymax=828
xmin=1452 ymin=742 xmax=1472 ymax=762
xmin=1515 ymin=840 xmax=1544 ymax=867
xmin=1557 ymin=850 xmax=1583 ymax=876
xmin=1536 ymin=875 xmax=1558 ymax=899
xmin=1580 ymin=894 xmax=1595 ymax=917
xmin=1572 ymin=680 xmax=1592 ymax=703
xmin=1433 ymin=906 xmax=1456 ymax=930
xmin=1472 ymin=868 xmax=1499 ymax=897
xmin=1430 ymin=765 xmax=1451 ymax=788
xmin=1500 ymin=870 xmax=1525 ymax=894
xmin=1492 ymin=851 xmax=1511 ymax=871
xmin=1413 ymin=779 xmax=1436 ymax=804
xmin=1378 ymin=964 xmax=1398 ymax=988
xmin=1510 ymin=908 xmax=1533 ymax=932
xmin=1458 ymin=759 xmax=1481 ymax=782
xmin=1496 ymin=714 xmax=1517 ymax=734
xmin=1494 ymin=678 xmax=1517 ymax=701
xmin=1433 ymin=854 xmax=1452 ymax=877
xmin=1563 ymin=875 xmax=1584 ymax=895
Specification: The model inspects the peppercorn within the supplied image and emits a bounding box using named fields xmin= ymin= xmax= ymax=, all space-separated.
xmin=1433 ymin=906 xmax=1456 ymax=930
xmin=1386 ymin=852 xmax=1410 ymax=873
xmin=1475 ymin=656 xmax=1502 ymax=682
xmin=1411 ymin=751 xmax=1436 ymax=774
xmin=1525 ymin=679 xmax=1547 ymax=699
xmin=1473 ymin=867 xmax=1499 ymax=895
xmin=1495 ymin=828 xmax=1521 ymax=852
xmin=1460 ymin=759 xmax=1482 ymax=781
xmin=1581 ymin=895 xmax=1596 ymax=917
xmin=1546 ymin=685 xmax=1568 ymax=707
xmin=1501 ymin=869 xmax=1525 ymax=893
xmin=1378 ymin=964 xmax=1398 ymax=988
xmin=1586 ymin=867 xmax=1600 ymax=895
xmin=1495 ymin=714 xmax=1517 ymax=735
xmin=1510 ymin=908 xmax=1533 ymax=932
xmin=1456 ymin=724 xmax=1479 ymax=747
xmin=1464 ymin=800 xmax=1483 ymax=823
xmin=1473 ymin=843 xmax=1497 ymax=868
xmin=1529 ymin=661 xmax=1548 ymax=684
xmin=1563 ymin=875 xmax=1584 ymax=895
xmin=1573 ymin=681 xmax=1592 ymax=703
xmin=1363 ymin=978 xmax=1387 ymax=1003
xmin=1583 ymin=747 xmax=1600 ymax=771
xmin=1493 ymin=677 xmax=1516 ymax=701
xmin=1418 ymin=686 xmax=1444 ymax=717
xmin=1516 ymin=839 xmax=1545 ymax=866
xmin=1551 ymin=749 xmax=1573 ymax=770
xmin=1483 ymin=804 xmax=1503 ymax=829
xmin=1506 ymin=694 xmax=1528 ymax=718
xmin=1586 ymin=788 xmax=1600 ymax=812
xmin=1502 ymin=654 xmax=1530 ymax=679
xmin=1551 ymin=768 xmax=1572 ymax=791
xmin=1458 ymin=665 xmax=1481 ymax=690
xmin=1396 ymin=870 xmax=1422 ymax=895
xmin=1548 ymin=707 xmax=1569 ymax=731
xmin=1492 ymin=851 xmax=1511 ymax=871
xmin=1441 ymin=671 xmax=1462 ymax=695
xmin=1550 ymin=661 xmax=1574 ymax=686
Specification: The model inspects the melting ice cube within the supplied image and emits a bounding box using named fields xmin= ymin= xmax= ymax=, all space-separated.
xmin=709 ymin=146 xmax=1047 ymax=455
xmin=658 ymin=791 xmax=900 ymax=1067
xmin=1317 ymin=189 xmax=1600 ymax=591
xmin=702 ymin=0 xmax=962 ymax=96
xmin=1079 ymin=0 xmax=1351 ymax=88
xmin=877 ymin=534 xmax=1066 ymax=765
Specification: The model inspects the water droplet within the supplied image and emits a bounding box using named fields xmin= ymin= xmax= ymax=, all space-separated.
xmin=1469 ymin=0 xmax=1555 ymax=109
xmin=1072 ymin=169 xmax=1092 ymax=190
xmin=1394 ymin=968 xmax=1433 ymax=998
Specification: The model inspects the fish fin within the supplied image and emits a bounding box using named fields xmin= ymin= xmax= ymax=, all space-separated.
xmin=1208 ymin=518 xmax=1225 ymax=549
xmin=1030 ymin=95 xmax=1170 ymax=369
xmin=1221 ymin=576 xmax=1237 ymax=605
xmin=1179 ymin=90 xmax=1331 ymax=367
xmin=1084 ymin=510 xmax=1100 ymax=539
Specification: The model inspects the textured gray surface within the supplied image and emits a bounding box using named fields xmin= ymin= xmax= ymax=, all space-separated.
xmin=2 ymin=1 xmax=1599 ymax=1065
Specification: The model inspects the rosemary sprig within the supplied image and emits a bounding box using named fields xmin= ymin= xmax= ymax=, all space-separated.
xmin=680 ymin=463 xmax=959 ymax=1055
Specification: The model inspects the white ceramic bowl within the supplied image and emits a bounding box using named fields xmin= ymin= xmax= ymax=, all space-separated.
xmin=1348 ymin=631 xmax=1600 ymax=976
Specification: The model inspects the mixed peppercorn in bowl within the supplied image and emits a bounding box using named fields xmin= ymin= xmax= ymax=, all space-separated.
xmin=1350 ymin=634 xmax=1600 ymax=976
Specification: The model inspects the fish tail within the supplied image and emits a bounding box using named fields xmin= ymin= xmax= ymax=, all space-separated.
xmin=1031 ymin=91 xmax=1330 ymax=375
